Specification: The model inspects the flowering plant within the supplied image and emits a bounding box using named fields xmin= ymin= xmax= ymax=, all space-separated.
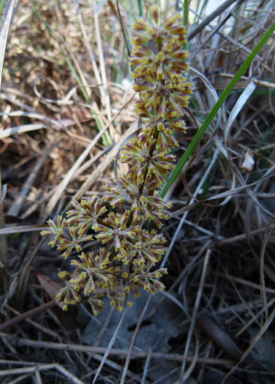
xmin=41 ymin=4 xmax=192 ymax=314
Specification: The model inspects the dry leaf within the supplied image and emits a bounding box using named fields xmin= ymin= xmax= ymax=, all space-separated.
xmin=35 ymin=270 xmax=79 ymax=331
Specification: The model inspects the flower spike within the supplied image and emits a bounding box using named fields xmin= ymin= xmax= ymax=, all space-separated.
xmin=41 ymin=5 xmax=192 ymax=314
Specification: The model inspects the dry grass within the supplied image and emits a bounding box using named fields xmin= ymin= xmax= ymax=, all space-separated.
xmin=0 ymin=0 xmax=275 ymax=383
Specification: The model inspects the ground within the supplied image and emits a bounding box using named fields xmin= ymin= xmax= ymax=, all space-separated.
xmin=0 ymin=0 xmax=275 ymax=383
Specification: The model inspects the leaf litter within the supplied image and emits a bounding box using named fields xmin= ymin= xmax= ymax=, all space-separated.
xmin=0 ymin=0 xmax=275 ymax=383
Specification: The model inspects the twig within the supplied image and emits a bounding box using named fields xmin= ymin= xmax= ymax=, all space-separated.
xmin=0 ymin=363 xmax=84 ymax=384
xmin=0 ymin=300 xmax=56 ymax=332
xmin=0 ymin=334 xmax=236 ymax=365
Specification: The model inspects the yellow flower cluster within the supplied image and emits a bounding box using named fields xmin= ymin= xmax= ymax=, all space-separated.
xmin=41 ymin=5 xmax=192 ymax=314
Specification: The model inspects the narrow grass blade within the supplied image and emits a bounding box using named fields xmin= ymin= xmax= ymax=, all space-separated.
xmin=137 ymin=0 xmax=143 ymax=17
xmin=93 ymin=0 xmax=111 ymax=119
xmin=0 ymin=225 xmax=47 ymax=235
xmin=0 ymin=0 xmax=7 ymax=15
xmin=190 ymin=67 xmax=221 ymax=129
xmin=0 ymin=124 xmax=49 ymax=139
xmin=0 ymin=161 xmax=8 ymax=293
xmin=73 ymin=0 xmax=102 ymax=87
xmin=224 ymin=81 xmax=256 ymax=148
xmin=0 ymin=0 xmax=16 ymax=93
xmin=161 ymin=21 xmax=275 ymax=198
xmin=182 ymin=0 xmax=189 ymax=50
xmin=92 ymin=298 xmax=128 ymax=384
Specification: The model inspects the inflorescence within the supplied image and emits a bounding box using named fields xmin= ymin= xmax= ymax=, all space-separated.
xmin=41 ymin=4 xmax=192 ymax=314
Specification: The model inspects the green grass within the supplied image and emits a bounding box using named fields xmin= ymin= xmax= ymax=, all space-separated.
xmin=137 ymin=0 xmax=143 ymax=17
xmin=161 ymin=21 xmax=275 ymax=198
xmin=182 ymin=0 xmax=189 ymax=51
xmin=0 ymin=0 xmax=6 ymax=15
